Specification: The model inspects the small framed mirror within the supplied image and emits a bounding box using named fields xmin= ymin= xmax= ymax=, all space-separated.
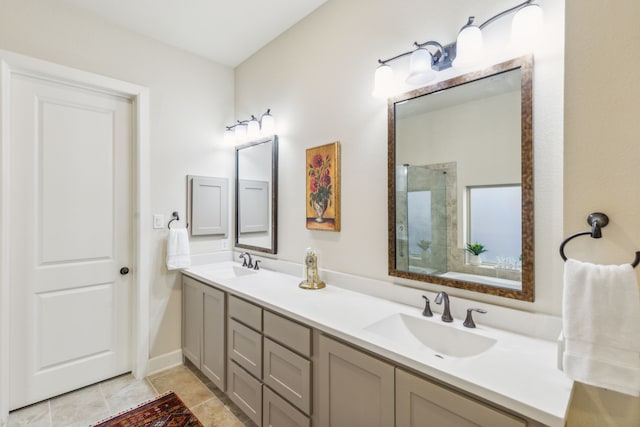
xmin=388 ymin=56 xmax=533 ymax=301
xmin=235 ymin=135 xmax=278 ymax=254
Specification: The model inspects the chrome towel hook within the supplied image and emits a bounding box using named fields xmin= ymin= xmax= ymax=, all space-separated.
xmin=559 ymin=212 xmax=640 ymax=267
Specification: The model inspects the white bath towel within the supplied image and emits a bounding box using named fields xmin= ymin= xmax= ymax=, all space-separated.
xmin=166 ymin=228 xmax=191 ymax=270
xmin=562 ymin=258 xmax=640 ymax=396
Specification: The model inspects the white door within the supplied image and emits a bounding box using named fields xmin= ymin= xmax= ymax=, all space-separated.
xmin=8 ymin=72 xmax=133 ymax=410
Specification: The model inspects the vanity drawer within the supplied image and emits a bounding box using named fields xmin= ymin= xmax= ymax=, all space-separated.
xmin=263 ymin=386 xmax=311 ymax=427
xmin=227 ymin=361 xmax=262 ymax=426
xmin=229 ymin=295 xmax=262 ymax=331
xmin=228 ymin=318 xmax=263 ymax=379
xmin=263 ymin=338 xmax=312 ymax=415
xmin=264 ymin=311 xmax=311 ymax=357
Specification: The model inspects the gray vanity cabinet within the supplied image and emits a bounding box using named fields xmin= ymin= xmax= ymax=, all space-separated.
xmin=317 ymin=334 xmax=395 ymax=427
xmin=181 ymin=276 xmax=226 ymax=391
xmin=396 ymin=368 xmax=526 ymax=427
xmin=227 ymin=296 xmax=264 ymax=425
xmin=263 ymin=310 xmax=312 ymax=416
xmin=227 ymin=295 xmax=313 ymax=427
xmin=183 ymin=274 xmax=533 ymax=427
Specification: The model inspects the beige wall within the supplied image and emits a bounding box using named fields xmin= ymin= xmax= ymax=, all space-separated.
xmin=235 ymin=0 xmax=565 ymax=313
xmin=564 ymin=1 xmax=640 ymax=425
xmin=0 ymin=0 xmax=235 ymax=358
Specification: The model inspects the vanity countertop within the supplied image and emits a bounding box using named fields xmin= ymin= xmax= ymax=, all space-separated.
xmin=183 ymin=261 xmax=573 ymax=426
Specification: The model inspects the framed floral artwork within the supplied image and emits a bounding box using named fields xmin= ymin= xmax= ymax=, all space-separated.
xmin=306 ymin=141 xmax=341 ymax=231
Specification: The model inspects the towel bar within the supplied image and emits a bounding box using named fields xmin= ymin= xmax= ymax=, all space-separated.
xmin=167 ymin=211 xmax=189 ymax=229
xmin=559 ymin=212 xmax=640 ymax=267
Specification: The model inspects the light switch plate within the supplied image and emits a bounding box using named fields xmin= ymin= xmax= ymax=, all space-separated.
xmin=153 ymin=214 xmax=164 ymax=229
xmin=221 ymin=239 xmax=229 ymax=249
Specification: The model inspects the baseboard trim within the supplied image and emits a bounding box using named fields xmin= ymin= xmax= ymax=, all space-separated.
xmin=146 ymin=349 xmax=183 ymax=376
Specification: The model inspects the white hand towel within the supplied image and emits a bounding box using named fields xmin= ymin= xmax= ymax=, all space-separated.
xmin=166 ymin=228 xmax=191 ymax=270
xmin=562 ymin=258 xmax=640 ymax=396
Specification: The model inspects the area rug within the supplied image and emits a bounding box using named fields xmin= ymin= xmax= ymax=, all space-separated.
xmin=92 ymin=391 xmax=203 ymax=427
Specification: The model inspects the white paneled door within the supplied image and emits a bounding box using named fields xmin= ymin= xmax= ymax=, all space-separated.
xmin=8 ymin=73 xmax=133 ymax=410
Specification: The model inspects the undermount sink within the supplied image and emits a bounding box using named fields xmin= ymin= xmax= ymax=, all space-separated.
xmin=364 ymin=313 xmax=496 ymax=358
xmin=204 ymin=264 xmax=257 ymax=279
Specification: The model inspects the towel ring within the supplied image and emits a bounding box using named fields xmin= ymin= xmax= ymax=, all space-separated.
xmin=167 ymin=211 xmax=188 ymax=229
xmin=559 ymin=212 xmax=640 ymax=268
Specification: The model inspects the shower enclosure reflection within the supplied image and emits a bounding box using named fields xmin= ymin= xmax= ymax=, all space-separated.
xmin=395 ymin=164 xmax=448 ymax=276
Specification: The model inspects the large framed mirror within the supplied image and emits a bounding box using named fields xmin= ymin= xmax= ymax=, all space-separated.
xmin=388 ymin=56 xmax=533 ymax=301
xmin=235 ymin=135 xmax=278 ymax=254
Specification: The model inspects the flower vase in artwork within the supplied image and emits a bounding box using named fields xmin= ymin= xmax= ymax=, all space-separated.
xmin=313 ymin=200 xmax=327 ymax=222
xmin=308 ymin=153 xmax=332 ymax=223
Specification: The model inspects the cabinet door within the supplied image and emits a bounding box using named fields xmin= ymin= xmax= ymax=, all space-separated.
xmin=318 ymin=335 xmax=394 ymax=427
xmin=202 ymin=285 xmax=225 ymax=391
xmin=228 ymin=361 xmax=262 ymax=426
xmin=263 ymin=338 xmax=311 ymax=414
xmin=396 ymin=368 xmax=526 ymax=427
xmin=229 ymin=318 xmax=263 ymax=378
xmin=263 ymin=386 xmax=310 ymax=427
xmin=182 ymin=277 xmax=203 ymax=367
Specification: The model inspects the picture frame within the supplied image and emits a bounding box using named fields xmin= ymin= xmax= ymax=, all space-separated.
xmin=306 ymin=141 xmax=341 ymax=231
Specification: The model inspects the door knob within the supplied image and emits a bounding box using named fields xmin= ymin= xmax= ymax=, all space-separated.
xmin=120 ymin=267 xmax=130 ymax=275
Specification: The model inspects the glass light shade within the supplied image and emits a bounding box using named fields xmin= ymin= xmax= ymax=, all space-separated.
xmin=453 ymin=24 xmax=483 ymax=67
xmin=224 ymin=128 xmax=235 ymax=144
xmin=247 ymin=118 xmax=260 ymax=140
xmin=372 ymin=64 xmax=394 ymax=98
xmin=234 ymin=123 xmax=247 ymax=140
xmin=511 ymin=4 xmax=543 ymax=52
xmin=406 ymin=48 xmax=435 ymax=86
xmin=261 ymin=112 xmax=275 ymax=136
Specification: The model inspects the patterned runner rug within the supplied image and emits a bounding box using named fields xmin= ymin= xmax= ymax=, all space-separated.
xmin=92 ymin=391 xmax=203 ymax=427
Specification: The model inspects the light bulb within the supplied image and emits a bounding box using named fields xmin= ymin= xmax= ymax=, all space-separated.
xmin=224 ymin=128 xmax=235 ymax=144
xmin=372 ymin=63 xmax=394 ymax=98
xmin=406 ymin=48 xmax=435 ymax=86
xmin=234 ymin=123 xmax=247 ymax=141
xmin=511 ymin=4 xmax=543 ymax=52
xmin=453 ymin=18 xmax=483 ymax=68
xmin=247 ymin=117 xmax=260 ymax=140
xmin=261 ymin=111 xmax=275 ymax=136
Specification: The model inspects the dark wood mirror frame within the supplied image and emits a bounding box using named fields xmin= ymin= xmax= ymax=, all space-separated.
xmin=235 ymin=135 xmax=278 ymax=254
xmin=388 ymin=56 xmax=534 ymax=301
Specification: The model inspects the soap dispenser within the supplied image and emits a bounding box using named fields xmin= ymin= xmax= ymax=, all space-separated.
xmin=299 ymin=247 xmax=326 ymax=290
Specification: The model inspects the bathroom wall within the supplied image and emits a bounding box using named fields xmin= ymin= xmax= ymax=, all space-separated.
xmin=234 ymin=0 xmax=565 ymax=313
xmin=564 ymin=1 xmax=640 ymax=425
xmin=0 ymin=0 xmax=235 ymax=358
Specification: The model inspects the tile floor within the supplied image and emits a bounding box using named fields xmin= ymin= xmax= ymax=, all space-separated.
xmin=8 ymin=362 xmax=256 ymax=427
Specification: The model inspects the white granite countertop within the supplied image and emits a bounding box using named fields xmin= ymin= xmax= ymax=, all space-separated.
xmin=183 ymin=261 xmax=574 ymax=426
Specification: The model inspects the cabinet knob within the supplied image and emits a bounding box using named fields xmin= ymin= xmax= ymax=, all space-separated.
xmin=120 ymin=267 xmax=130 ymax=275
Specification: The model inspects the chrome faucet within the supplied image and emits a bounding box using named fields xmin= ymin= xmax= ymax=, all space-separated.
xmin=239 ymin=252 xmax=253 ymax=269
xmin=434 ymin=291 xmax=453 ymax=322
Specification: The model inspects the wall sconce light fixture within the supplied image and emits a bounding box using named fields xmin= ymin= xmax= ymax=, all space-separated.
xmin=372 ymin=0 xmax=542 ymax=98
xmin=224 ymin=109 xmax=276 ymax=144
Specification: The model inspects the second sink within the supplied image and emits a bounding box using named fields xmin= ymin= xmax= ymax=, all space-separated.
xmin=363 ymin=313 xmax=496 ymax=358
xmin=203 ymin=263 xmax=257 ymax=280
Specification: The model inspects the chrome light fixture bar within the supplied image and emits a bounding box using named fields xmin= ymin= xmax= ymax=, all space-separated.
xmin=373 ymin=0 xmax=542 ymax=97
xmin=224 ymin=109 xmax=276 ymax=143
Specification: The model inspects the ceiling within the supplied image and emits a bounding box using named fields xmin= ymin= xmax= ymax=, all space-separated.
xmin=56 ymin=0 xmax=327 ymax=67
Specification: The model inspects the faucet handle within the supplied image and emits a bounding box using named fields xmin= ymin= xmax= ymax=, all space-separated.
xmin=254 ymin=260 xmax=261 ymax=270
xmin=463 ymin=308 xmax=487 ymax=328
xmin=421 ymin=295 xmax=433 ymax=317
